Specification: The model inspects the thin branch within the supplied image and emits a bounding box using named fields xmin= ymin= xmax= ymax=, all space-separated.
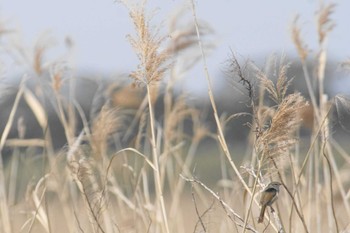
xmin=77 ymin=165 xmax=106 ymax=233
xmin=322 ymin=140 xmax=339 ymax=233
xmin=180 ymin=175 xmax=258 ymax=233
xmin=191 ymin=185 xmax=213 ymax=233
xmin=271 ymin=159 xmax=308 ymax=233
xmin=74 ymin=211 xmax=85 ymax=233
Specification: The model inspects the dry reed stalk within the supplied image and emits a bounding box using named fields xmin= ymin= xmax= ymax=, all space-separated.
xmin=105 ymin=147 xmax=154 ymax=231
xmin=67 ymin=142 xmax=110 ymax=233
xmin=188 ymin=1 xmax=279 ymax=232
xmin=169 ymin=113 xmax=210 ymax=223
xmin=189 ymin=0 xmax=251 ymax=199
xmin=146 ymin=86 xmax=170 ymax=232
xmin=0 ymin=79 xmax=36 ymax=233
xmin=3 ymin=1 xmax=349 ymax=232
xmin=7 ymin=118 xmax=25 ymax=205
xmin=161 ymin=95 xmax=193 ymax=193
xmin=290 ymin=8 xmax=318 ymax=232
xmin=258 ymin=63 xmax=309 ymax=231
xmin=4 ymin=139 xmax=45 ymax=148
xmin=161 ymin=13 xmax=214 ymax=227
xmin=119 ymin=2 xmax=171 ymax=231
xmin=22 ymin=87 xmax=56 ymax=164
xmin=289 ymin=3 xmax=350 ymax=231
xmin=230 ymin=54 xmax=309 ymax=231
xmin=291 ymin=16 xmax=318 ymax=121
xmin=315 ymin=4 xmax=349 ymax=232
xmin=226 ymin=55 xmax=278 ymax=231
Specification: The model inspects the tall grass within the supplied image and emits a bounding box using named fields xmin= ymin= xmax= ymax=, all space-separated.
xmin=0 ymin=1 xmax=349 ymax=233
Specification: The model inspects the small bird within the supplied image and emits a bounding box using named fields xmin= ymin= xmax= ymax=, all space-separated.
xmin=258 ymin=181 xmax=282 ymax=223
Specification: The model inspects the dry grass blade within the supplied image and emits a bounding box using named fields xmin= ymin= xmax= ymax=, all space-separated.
xmin=67 ymin=130 xmax=85 ymax=163
xmin=107 ymin=148 xmax=156 ymax=171
xmin=26 ymin=174 xmax=50 ymax=233
xmin=23 ymin=88 xmax=48 ymax=129
xmin=334 ymin=95 xmax=350 ymax=132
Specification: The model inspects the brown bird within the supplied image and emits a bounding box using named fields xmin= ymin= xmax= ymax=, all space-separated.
xmin=258 ymin=181 xmax=282 ymax=223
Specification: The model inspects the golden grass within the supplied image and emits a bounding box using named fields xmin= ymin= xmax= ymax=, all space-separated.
xmin=0 ymin=1 xmax=349 ymax=233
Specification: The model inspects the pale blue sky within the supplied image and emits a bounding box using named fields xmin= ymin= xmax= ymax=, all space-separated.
xmin=1 ymin=0 xmax=350 ymax=93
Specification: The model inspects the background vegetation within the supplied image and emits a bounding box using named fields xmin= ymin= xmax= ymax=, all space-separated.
xmin=0 ymin=1 xmax=350 ymax=232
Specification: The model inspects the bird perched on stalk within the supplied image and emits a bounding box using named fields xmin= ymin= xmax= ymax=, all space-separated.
xmin=258 ymin=181 xmax=282 ymax=223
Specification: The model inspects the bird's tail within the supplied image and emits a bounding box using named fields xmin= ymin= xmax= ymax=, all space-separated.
xmin=258 ymin=205 xmax=266 ymax=223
